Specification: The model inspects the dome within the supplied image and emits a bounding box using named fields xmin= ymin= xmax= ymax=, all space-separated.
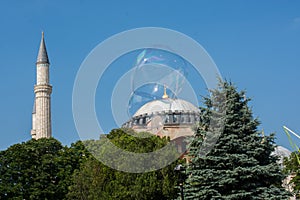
xmin=123 ymin=97 xmax=200 ymax=141
xmin=133 ymin=98 xmax=199 ymax=117
xmin=273 ymin=146 xmax=291 ymax=158
xmin=272 ymin=146 xmax=291 ymax=167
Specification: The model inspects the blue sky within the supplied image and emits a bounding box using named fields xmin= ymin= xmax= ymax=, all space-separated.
xmin=0 ymin=1 xmax=300 ymax=150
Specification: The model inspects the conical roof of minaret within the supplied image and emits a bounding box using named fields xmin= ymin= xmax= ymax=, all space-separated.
xmin=36 ymin=32 xmax=49 ymax=64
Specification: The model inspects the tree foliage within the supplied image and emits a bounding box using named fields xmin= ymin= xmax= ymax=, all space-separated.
xmin=284 ymin=151 xmax=300 ymax=197
xmin=0 ymin=129 xmax=180 ymax=199
xmin=184 ymin=80 xmax=290 ymax=199
xmin=67 ymin=128 xmax=180 ymax=200
xmin=0 ymin=138 xmax=89 ymax=200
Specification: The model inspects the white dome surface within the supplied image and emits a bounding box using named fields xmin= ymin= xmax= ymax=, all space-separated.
xmin=133 ymin=98 xmax=199 ymax=117
xmin=273 ymin=146 xmax=291 ymax=158
xmin=272 ymin=146 xmax=291 ymax=166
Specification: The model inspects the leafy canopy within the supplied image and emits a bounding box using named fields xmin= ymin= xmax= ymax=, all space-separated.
xmin=0 ymin=138 xmax=89 ymax=200
xmin=67 ymin=128 xmax=181 ymax=200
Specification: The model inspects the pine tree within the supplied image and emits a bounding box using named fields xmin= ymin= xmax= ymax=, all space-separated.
xmin=183 ymin=80 xmax=290 ymax=199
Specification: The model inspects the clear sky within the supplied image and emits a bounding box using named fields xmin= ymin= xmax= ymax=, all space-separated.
xmin=0 ymin=1 xmax=300 ymax=150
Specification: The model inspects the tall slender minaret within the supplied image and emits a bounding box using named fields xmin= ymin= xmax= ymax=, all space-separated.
xmin=31 ymin=32 xmax=52 ymax=139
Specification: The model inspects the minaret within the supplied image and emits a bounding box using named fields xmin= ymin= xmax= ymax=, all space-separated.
xmin=31 ymin=32 xmax=52 ymax=139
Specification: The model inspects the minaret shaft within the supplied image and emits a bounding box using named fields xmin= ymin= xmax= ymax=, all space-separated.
xmin=37 ymin=64 xmax=49 ymax=85
xmin=31 ymin=32 xmax=52 ymax=139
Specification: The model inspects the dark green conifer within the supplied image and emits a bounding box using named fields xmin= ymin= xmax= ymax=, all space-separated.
xmin=184 ymin=80 xmax=290 ymax=199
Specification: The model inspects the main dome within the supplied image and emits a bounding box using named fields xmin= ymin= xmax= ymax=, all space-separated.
xmin=133 ymin=98 xmax=199 ymax=117
xmin=123 ymin=96 xmax=200 ymax=143
xmin=122 ymin=86 xmax=199 ymax=142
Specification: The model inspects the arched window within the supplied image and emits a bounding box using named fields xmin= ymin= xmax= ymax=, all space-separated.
xmin=173 ymin=114 xmax=177 ymax=123
xmin=187 ymin=115 xmax=191 ymax=123
xmin=139 ymin=118 xmax=143 ymax=125
xmin=181 ymin=115 xmax=185 ymax=123
xmin=190 ymin=115 xmax=195 ymax=123
xmin=165 ymin=115 xmax=170 ymax=123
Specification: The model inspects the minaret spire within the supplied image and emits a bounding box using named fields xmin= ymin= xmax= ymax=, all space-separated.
xmin=31 ymin=32 xmax=52 ymax=139
xmin=36 ymin=31 xmax=49 ymax=64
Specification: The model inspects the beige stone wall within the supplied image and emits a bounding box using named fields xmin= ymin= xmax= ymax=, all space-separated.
xmin=32 ymin=62 xmax=52 ymax=139
xmin=283 ymin=173 xmax=297 ymax=200
xmin=31 ymin=111 xmax=36 ymax=139
xmin=36 ymin=64 xmax=49 ymax=85
xmin=34 ymin=84 xmax=52 ymax=139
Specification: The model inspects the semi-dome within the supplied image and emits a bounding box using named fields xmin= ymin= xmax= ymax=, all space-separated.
xmin=133 ymin=98 xmax=199 ymax=117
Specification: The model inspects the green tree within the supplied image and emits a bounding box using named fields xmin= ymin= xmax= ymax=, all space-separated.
xmin=284 ymin=151 xmax=300 ymax=198
xmin=67 ymin=128 xmax=180 ymax=200
xmin=0 ymin=138 xmax=89 ymax=199
xmin=184 ymin=80 xmax=290 ymax=199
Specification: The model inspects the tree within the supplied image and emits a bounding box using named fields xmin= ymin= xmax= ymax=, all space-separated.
xmin=67 ymin=128 xmax=180 ymax=200
xmin=284 ymin=151 xmax=300 ymax=198
xmin=0 ymin=138 xmax=89 ymax=199
xmin=183 ymin=80 xmax=290 ymax=199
